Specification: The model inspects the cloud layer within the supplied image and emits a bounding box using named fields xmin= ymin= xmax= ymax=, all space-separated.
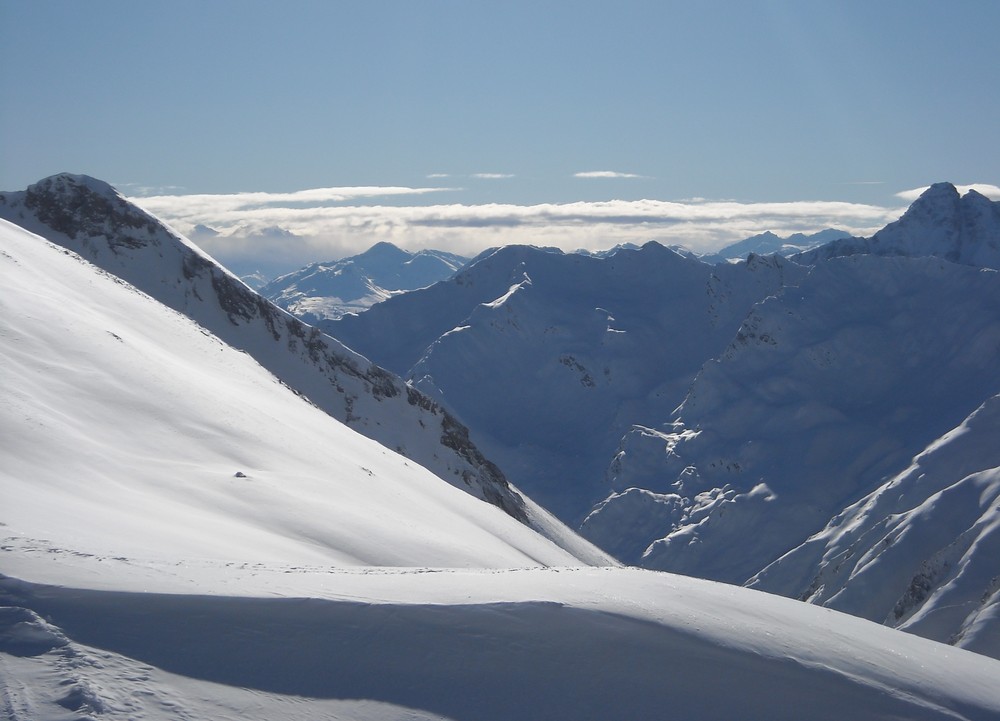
xmin=574 ymin=170 xmax=646 ymax=179
xmin=126 ymin=185 xmax=935 ymax=276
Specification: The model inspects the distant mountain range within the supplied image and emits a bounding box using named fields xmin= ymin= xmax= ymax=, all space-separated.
xmin=701 ymin=228 xmax=850 ymax=263
xmin=250 ymin=228 xmax=842 ymax=321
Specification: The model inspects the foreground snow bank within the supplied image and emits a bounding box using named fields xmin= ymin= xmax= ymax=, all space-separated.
xmin=2 ymin=560 xmax=1000 ymax=721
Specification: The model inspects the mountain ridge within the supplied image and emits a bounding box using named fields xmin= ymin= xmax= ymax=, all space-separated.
xmin=0 ymin=173 xmax=609 ymax=564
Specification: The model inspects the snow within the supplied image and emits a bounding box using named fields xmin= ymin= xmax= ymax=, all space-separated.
xmin=749 ymin=393 xmax=1000 ymax=658
xmin=4 ymin=559 xmax=1000 ymax=721
xmin=0 ymin=219 xmax=582 ymax=569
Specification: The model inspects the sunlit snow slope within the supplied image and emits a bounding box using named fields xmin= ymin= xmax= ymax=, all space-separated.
xmin=0 ymin=219 xmax=581 ymax=568
xmin=0 ymin=173 xmax=610 ymax=563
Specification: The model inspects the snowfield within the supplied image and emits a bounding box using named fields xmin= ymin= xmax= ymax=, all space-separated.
xmin=5 ymin=561 xmax=1000 ymax=721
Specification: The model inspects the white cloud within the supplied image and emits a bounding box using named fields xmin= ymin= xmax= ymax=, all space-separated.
xmin=134 ymin=185 xmax=455 ymax=219
xmin=895 ymin=183 xmax=1000 ymax=202
xmin=129 ymin=186 xmax=906 ymax=276
xmin=471 ymin=173 xmax=515 ymax=179
xmin=574 ymin=170 xmax=647 ymax=179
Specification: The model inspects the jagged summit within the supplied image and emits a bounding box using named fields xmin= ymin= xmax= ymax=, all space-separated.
xmin=793 ymin=182 xmax=1000 ymax=268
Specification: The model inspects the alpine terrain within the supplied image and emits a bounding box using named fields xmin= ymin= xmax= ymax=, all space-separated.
xmin=2 ymin=174 xmax=999 ymax=719
xmin=323 ymin=183 xmax=1000 ymax=657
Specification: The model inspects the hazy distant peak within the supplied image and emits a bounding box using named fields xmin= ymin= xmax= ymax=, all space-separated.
xmin=705 ymin=228 xmax=849 ymax=263
xmin=359 ymin=240 xmax=410 ymax=260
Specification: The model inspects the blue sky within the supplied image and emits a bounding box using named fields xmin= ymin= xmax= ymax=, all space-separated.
xmin=2 ymin=1 xmax=998 ymax=268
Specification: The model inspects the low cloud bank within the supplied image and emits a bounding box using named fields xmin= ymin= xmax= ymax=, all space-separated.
xmin=131 ymin=188 xmax=910 ymax=277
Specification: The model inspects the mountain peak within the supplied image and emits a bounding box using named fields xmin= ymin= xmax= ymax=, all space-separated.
xmin=899 ymin=181 xmax=961 ymax=219
xmin=16 ymin=172 xmax=162 ymax=249
xmin=792 ymin=181 xmax=1000 ymax=269
xmin=27 ymin=172 xmax=120 ymax=199
xmin=359 ymin=240 xmax=409 ymax=260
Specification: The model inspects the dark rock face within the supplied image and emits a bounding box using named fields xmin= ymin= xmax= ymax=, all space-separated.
xmin=23 ymin=174 xmax=159 ymax=251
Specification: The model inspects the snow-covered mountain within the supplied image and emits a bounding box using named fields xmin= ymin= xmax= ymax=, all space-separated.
xmin=701 ymin=228 xmax=850 ymax=263
xmin=261 ymin=241 xmax=467 ymax=322
xmin=793 ymin=183 xmax=1000 ymax=268
xmin=327 ymin=243 xmax=807 ymax=522
xmin=748 ymin=392 xmax=1000 ymax=658
xmin=0 ymin=174 xmax=605 ymax=561
xmin=323 ymin=183 xmax=1000 ymax=656
xmin=1 ymin=228 xmax=997 ymax=714
xmin=580 ymin=185 xmax=1000 ymax=652
xmin=239 ymin=269 xmax=271 ymax=289
xmin=589 ymin=255 xmax=1000 ymax=582
xmin=4 ymin=178 xmax=1000 ymax=718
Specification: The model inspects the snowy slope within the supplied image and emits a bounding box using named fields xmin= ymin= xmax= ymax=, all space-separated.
xmin=0 ymin=219 xmax=585 ymax=568
xmin=328 ymin=243 xmax=807 ymax=522
xmin=748 ymin=392 xmax=1000 ymax=658
xmin=0 ymin=174 xmax=607 ymax=561
xmin=261 ymin=241 xmax=467 ymax=322
xmin=4 ymin=559 xmax=1000 ymax=721
xmin=793 ymin=183 xmax=1000 ymax=269
xmin=587 ymin=254 xmax=1000 ymax=586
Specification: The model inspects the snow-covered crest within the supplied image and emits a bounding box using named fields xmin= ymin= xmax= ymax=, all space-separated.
xmin=0 ymin=173 xmax=610 ymax=562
